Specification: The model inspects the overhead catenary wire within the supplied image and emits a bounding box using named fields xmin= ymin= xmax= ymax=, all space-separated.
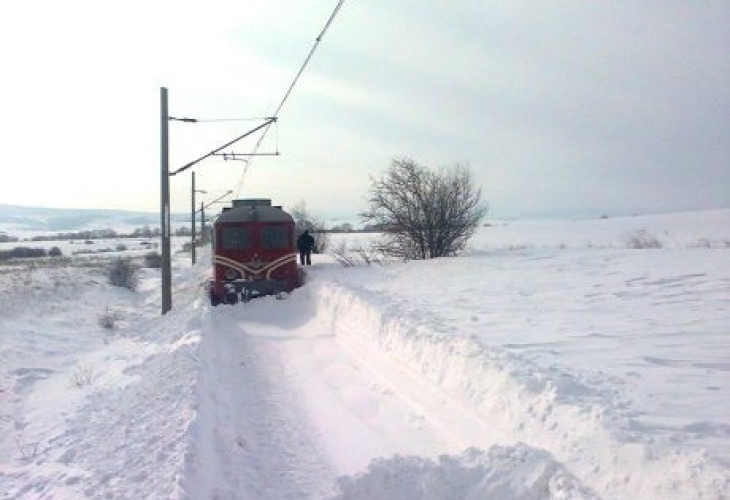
xmin=272 ymin=0 xmax=345 ymax=119
xmin=232 ymin=0 xmax=346 ymax=196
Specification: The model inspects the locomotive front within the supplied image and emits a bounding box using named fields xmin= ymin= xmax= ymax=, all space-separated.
xmin=208 ymin=199 xmax=301 ymax=305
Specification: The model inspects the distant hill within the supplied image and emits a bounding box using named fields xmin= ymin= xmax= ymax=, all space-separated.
xmin=0 ymin=204 xmax=188 ymax=234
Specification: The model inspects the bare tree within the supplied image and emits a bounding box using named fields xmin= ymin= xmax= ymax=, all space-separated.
xmin=361 ymin=158 xmax=488 ymax=259
xmin=290 ymin=200 xmax=329 ymax=253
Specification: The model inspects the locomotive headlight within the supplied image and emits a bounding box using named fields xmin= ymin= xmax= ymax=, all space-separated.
xmin=225 ymin=268 xmax=239 ymax=280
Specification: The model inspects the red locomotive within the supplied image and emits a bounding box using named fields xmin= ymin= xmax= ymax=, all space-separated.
xmin=208 ymin=198 xmax=302 ymax=305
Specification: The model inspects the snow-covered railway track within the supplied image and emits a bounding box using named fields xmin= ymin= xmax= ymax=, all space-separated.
xmin=180 ymin=308 xmax=336 ymax=500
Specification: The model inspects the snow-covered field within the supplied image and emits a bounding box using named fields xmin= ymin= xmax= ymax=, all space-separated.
xmin=1 ymin=210 xmax=728 ymax=499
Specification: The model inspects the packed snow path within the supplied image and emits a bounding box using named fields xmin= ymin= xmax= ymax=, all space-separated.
xmin=181 ymin=308 xmax=336 ymax=500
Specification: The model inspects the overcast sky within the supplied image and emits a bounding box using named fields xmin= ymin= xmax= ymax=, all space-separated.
xmin=1 ymin=1 xmax=728 ymax=220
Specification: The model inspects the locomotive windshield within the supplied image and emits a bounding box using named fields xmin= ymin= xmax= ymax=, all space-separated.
xmin=221 ymin=227 xmax=251 ymax=250
xmin=261 ymin=225 xmax=289 ymax=249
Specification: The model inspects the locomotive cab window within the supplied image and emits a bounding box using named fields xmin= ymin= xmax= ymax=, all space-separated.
xmin=261 ymin=225 xmax=289 ymax=249
xmin=221 ymin=226 xmax=251 ymax=250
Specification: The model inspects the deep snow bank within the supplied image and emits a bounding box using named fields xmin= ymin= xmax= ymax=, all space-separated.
xmin=307 ymin=276 xmax=728 ymax=500
xmin=332 ymin=445 xmax=600 ymax=500
xmin=0 ymin=262 xmax=202 ymax=500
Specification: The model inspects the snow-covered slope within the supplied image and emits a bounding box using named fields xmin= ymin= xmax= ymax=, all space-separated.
xmin=0 ymin=203 xmax=187 ymax=237
xmin=1 ymin=210 xmax=728 ymax=499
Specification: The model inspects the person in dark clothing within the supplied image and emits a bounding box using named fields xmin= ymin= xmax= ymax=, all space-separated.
xmin=296 ymin=230 xmax=315 ymax=265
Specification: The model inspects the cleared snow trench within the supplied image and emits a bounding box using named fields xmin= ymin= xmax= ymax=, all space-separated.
xmin=181 ymin=273 xmax=726 ymax=500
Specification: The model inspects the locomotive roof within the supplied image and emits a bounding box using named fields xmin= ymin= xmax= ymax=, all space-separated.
xmin=216 ymin=204 xmax=294 ymax=224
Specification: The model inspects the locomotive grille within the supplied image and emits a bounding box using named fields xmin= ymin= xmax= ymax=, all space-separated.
xmin=214 ymin=253 xmax=297 ymax=280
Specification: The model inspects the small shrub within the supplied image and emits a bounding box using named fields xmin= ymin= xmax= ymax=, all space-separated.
xmin=116 ymin=243 xmax=128 ymax=252
xmin=48 ymin=246 xmax=63 ymax=257
xmin=143 ymin=251 xmax=163 ymax=268
xmin=15 ymin=437 xmax=39 ymax=462
xmin=97 ymin=308 xmax=115 ymax=330
xmin=0 ymin=247 xmax=47 ymax=260
xmin=356 ymin=247 xmax=372 ymax=265
xmin=625 ymin=230 xmax=662 ymax=249
xmin=691 ymin=238 xmax=711 ymax=249
xmin=108 ymin=257 xmax=139 ymax=290
xmin=330 ymin=241 xmax=357 ymax=267
xmin=70 ymin=364 xmax=95 ymax=388
xmin=329 ymin=241 xmax=386 ymax=267
xmin=359 ymin=247 xmax=386 ymax=265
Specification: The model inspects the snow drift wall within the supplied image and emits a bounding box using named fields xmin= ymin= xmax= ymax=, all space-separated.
xmin=310 ymin=280 xmax=727 ymax=500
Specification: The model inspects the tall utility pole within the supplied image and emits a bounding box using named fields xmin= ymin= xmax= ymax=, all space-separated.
xmin=160 ymin=87 xmax=172 ymax=315
xmin=200 ymin=201 xmax=206 ymax=245
xmin=191 ymin=171 xmax=196 ymax=265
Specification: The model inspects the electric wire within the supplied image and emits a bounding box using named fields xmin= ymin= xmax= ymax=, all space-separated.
xmin=195 ymin=117 xmax=273 ymax=122
xmin=232 ymin=0 xmax=346 ymax=196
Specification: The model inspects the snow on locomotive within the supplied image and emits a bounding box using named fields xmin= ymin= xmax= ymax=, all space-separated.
xmin=208 ymin=198 xmax=302 ymax=305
